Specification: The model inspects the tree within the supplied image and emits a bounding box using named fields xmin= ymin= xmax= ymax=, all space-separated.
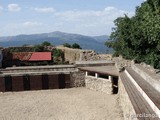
xmin=72 ymin=43 xmax=82 ymax=49
xmin=105 ymin=0 xmax=160 ymax=69
xmin=33 ymin=45 xmax=44 ymax=52
xmin=41 ymin=41 xmax=51 ymax=46
xmin=52 ymin=49 xmax=64 ymax=64
xmin=63 ymin=43 xmax=71 ymax=48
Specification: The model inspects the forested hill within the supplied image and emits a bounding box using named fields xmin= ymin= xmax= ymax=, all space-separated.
xmin=0 ymin=31 xmax=111 ymax=53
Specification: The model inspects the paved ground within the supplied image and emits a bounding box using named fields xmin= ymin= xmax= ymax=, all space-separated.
xmin=0 ymin=88 xmax=123 ymax=120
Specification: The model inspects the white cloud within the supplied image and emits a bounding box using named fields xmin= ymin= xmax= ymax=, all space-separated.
xmin=0 ymin=22 xmax=46 ymax=36
xmin=55 ymin=6 xmax=134 ymax=21
xmin=0 ymin=6 xmax=135 ymax=36
xmin=34 ymin=7 xmax=56 ymax=13
xmin=53 ymin=6 xmax=134 ymax=35
xmin=23 ymin=21 xmax=43 ymax=27
xmin=8 ymin=4 xmax=21 ymax=12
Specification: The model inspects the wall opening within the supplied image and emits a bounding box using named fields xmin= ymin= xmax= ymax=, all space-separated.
xmin=42 ymin=74 xmax=49 ymax=89
xmin=58 ymin=73 xmax=65 ymax=89
xmin=5 ymin=75 xmax=12 ymax=91
xmin=112 ymin=77 xmax=118 ymax=94
xmin=88 ymin=72 xmax=95 ymax=77
xmin=23 ymin=74 xmax=30 ymax=90
xmin=99 ymin=74 xmax=109 ymax=79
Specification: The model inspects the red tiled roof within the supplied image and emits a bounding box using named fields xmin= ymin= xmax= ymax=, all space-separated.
xmin=12 ymin=52 xmax=32 ymax=61
xmin=29 ymin=52 xmax=52 ymax=61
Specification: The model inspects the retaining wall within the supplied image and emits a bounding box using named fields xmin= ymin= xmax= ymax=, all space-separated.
xmin=0 ymin=73 xmax=70 ymax=92
xmin=85 ymin=76 xmax=113 ymax=94
xmin=0 ymin=69 xmax=85 ymax=92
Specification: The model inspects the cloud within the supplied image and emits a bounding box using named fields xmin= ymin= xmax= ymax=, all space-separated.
xmin=55 ymin=6 xmax=134 ymax=21
xmin=23 ymin=21 xmax=43 ymax=27
xmin=0 ymin=21 xmax=45 ymax=36
xmin=34 ymin=7 xmax=56 ymax=13
xmin=1 ymin=6 xmax=135 ymax=36
xmin=53 ymin=6 xmax=134 ymax=35
xmin=8 ymin=4 xmax=21 ymax=12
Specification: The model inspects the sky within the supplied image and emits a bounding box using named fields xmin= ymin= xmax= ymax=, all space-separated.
xmin=0 ymin=0 xmax=145 ymax=37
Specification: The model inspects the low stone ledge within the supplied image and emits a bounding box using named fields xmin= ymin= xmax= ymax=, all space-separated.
xmin=85 ymin=76 xmax=112 ymax=94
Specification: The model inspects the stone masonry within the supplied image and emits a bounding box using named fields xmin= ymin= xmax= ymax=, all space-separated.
xmin=70 ymin=71 xmax=85 ymax=87
xmin=85 ymin=76 xmax=113 ymax=94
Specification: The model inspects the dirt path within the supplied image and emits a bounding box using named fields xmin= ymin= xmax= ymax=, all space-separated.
xmin=0 ymin=88 xmax=123 ymax=120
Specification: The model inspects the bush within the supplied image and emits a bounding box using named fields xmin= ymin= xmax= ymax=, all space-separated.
xmin=72 ymin=43 xmax=81 ymax=49
xmin=41 ymin=41 xmax=51 ymax=46
xmin=52 ymin=49 xmax=64 ymax=64
xmin=63 ymin=43 xmax=71 ymax=48
xmin=33 ymin=45 xmax=44 ymax=52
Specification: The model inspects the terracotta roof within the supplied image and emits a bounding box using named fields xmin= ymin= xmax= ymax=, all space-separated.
xmin=29 ymin=52 xmax=52 ymax=61
xmin=12 ymin=52 xmax=32 ymax=61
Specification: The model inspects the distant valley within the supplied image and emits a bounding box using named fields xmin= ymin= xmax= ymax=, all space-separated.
xmin=0 ymin=31 xmax=112 ymax=53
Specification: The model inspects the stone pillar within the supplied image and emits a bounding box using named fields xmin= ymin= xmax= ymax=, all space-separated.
xmin=109 ymin=75 xmax=112 ymax=81
xmin=95 ymin=73 xmax=99 ymax=78
xmin=85 ymin=71 xmax=88 ymax=76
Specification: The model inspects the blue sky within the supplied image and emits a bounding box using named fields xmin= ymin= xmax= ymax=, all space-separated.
xmin=0 ymin=0 xmax=144 ymax=37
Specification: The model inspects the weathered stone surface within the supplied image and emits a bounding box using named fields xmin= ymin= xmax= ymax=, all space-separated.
xmin=85 ymin=76 xmax=112 ymax=94
xmin=57 ymin=46 xmax=112 ymax=64
xmin=70 ymin=71 xmax=85 ymax=87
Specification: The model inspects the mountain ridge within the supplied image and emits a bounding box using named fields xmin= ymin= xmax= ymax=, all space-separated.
xmin=0 ymin=31 xmax=111 ymax=53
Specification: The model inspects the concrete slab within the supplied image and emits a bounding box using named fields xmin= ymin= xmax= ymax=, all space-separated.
xmin=79 ymin=66 xmax=119 ymax=77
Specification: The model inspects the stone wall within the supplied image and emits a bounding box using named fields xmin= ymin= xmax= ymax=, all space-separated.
xmin=57 ymin=46 xmax=111 ymax=64
xmin=79 ymin=50 xmax=100 ymax=61
xmin=118 ymin=77 xmax=138 ymax=120
xmin=56 ymin=46 xmax=81 ymax=64
xmin=0 ymin=70 xmax=86 ymax=92
xmin=0 ymin=73 xmax=71 ymax=92
xmin=85 ymin=76 xmax=113 ymax=94
xmin=70 ymin=71 xmax=85 ymax=87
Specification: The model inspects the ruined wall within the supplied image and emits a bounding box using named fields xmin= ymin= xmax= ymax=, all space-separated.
xmin=79 ymin=50 xmax=100 ymax=61
xmin=118 ymin=78 xmax=138 ymax=120
xmin=57 ymin=46 xmax=111 ymax=64
xmin=56 ymin=46 xmax=81 ymax=64
xmin=85 ymin=76 xmax=113 ymax=94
